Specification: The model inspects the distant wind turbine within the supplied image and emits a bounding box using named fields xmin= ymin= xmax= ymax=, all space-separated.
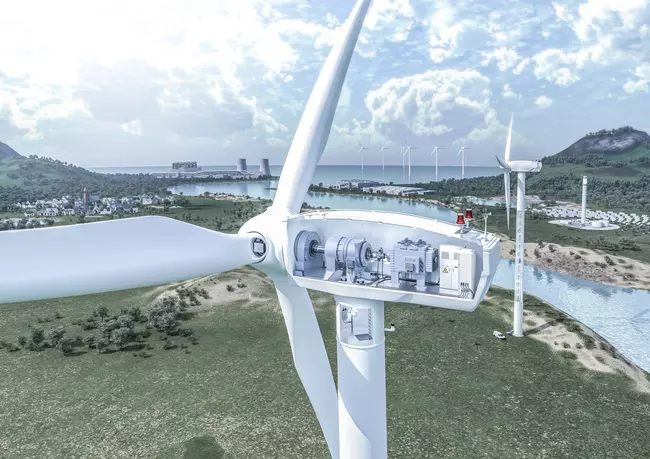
xmin=358 ymin=140 xmax=368 ymax=180
xmin=456 ymin=145 xmax=471 ymax=179
xmin=430 ymin=146 xmax=444 ymax=182
xmin=400 ymin=145 xmax=407 ymax=182
xmin=404 ymin=140 xmax=419 ymax=184
xmin=495 ymin=114 xmax=542 ymax=337
xmin=379 ymin=142 xmax=389 ymax=183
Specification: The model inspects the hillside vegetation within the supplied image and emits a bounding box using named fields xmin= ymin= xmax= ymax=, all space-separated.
xmin=412 ymin=127 xmax=650 ymax=212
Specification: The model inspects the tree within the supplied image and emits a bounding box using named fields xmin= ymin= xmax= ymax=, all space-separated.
xmin=96 ymin=338 xmax=109 ymax=354
xmin=83 ymin=335 xmax=96 ymax=349
xmin=94 ymin=306 xmax=109 ymax=321
xmin=29 ymin=327 xmax=45 ymax=346
xmin=59 ymin=337 xmax=74 ymax=356
xmin=46 ymin=326 xmax=67 ymax=348
xmin=110 ymin=327 xmax=133 ymax=350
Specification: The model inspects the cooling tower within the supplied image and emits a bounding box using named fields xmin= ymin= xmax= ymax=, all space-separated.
xmin=237 ymin=158 xmax=247 ymax=172
xmin=260 ymin=158 xmax=271 ymax=177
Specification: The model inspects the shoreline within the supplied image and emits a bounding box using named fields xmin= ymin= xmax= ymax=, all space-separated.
xmin=498 ymin=234 xmax=650 ymax=290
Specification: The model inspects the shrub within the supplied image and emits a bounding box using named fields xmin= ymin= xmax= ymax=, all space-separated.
xmin=548 ymin=244 xmax=556 ymax=253
xmin=30 ymin=327 xmax=45 ymax=346
xmin=558 ymin=350 xmax=577 ymax=360
xmin=537 ymin=239 xmax=544 ymax=247
xmin=236 ymin=282 xmax=247 ymax=289
xmin=595 ymin=355 xmax=606 ymax=363
xmin=141 ymin=330 xmax=152 ymax=339
xmin=189 ymin=337 xmax=199 ymax=345
xmin=180 ymin=328 xmax=194 ymax=338
xmin=54 ymin=312 xmax=64 ymax=319
xmin=17 ymin=336 xmax=27 ymax=348
xmin=83 ymin=335 xmax=96 ymax=349
xmin=562 ymin=342 xmax=571 ymax=349
xmin=533 ymin=248 xmax=541 ymax=258
xmin=604 ymin=255 xmax=615 ymax=266
xmin=226 ymin=285 xmax=235 ymax=292
xmin=163 ymin=340 xmax=176 ymax=350
xmin=59 ymin=337 xmax=74 ymax=356
xmin=574 ymin=254 xmax=581 ymax=260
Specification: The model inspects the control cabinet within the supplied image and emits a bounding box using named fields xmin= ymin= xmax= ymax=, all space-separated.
xmin=439 ymin=245 xmax=476 ymax=298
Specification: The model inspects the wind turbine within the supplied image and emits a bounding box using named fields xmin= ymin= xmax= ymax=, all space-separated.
xmin=400 ymin=145 xmax=407 ymax=182
xmin=495 ymin=114 xmax=542 ymax=338
xmin=0 ymin=2 xmax=501 ymax=458
xmin=431 ymin=146 xmax=444 ymax=182
xmin=456 ymin=145 xmax=470 ymax=179
xmin=379 ymin=142 xmax=389 ymax=183
xmin=403 ymin=140 xmax=418 ymax=185
xmin=357 ymin=141 xmax=368 ymax=180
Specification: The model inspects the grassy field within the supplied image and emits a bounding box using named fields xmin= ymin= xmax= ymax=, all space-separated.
xmin=0 ymin=268 xmax=648 ymax=459
xmin=477 ymin=205 xmax=650 ymax=263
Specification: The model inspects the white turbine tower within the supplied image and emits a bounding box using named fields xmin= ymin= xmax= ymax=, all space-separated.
xmin=403 ymin=141 xmax=419 ymax=184
xmin=0 ymin=2 xmax=501 ymax=458
xmin=358 ymin=140 xmax=368 ymax=180
xmin=379 ymin=142 xmax=389 ymax=183
xmin=457 ymin=145 xmax=470 ymax=179
xmin=431 ymin=146 xmax=444 ymax=182
xmin=495 ymin=114 xmax=542 ymax=338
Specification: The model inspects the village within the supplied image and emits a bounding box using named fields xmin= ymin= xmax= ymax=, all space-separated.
xmin=0 ymin=188 xmax=178 ymax=231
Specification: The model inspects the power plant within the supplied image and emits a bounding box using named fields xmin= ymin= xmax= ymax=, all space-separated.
xmin=152 ymin=158 xmax=272 ymax=180
xmin=260 ymin=158 xmax=271 ymax=177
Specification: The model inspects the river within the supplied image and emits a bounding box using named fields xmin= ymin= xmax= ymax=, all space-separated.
xmin=170 ymin=181 xmax=650 ymax=372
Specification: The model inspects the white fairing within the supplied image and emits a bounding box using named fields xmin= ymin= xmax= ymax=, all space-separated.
xmin=272 ymin=0 xmax=371 ymax=214
xmin=0 ymin=217 xmax=255 ymax=303
xmin=508 ymin=160 xmax=542 ymax=173
xmin=275 ymin=279 xmax=339 ymax=459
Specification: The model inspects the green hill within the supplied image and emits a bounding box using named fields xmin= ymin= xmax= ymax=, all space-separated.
xmin=0 ymin=141 xmax=179 ymax=210
xmin=0 ymin=142 xmax=20 ymax=159
xmin=532 ymin=126 xmax=650 ymax=183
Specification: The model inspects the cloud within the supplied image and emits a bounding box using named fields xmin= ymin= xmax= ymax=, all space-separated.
xmin=535 ymin=95 xmax=553 ymax=108
xmin=364 ymin=69 xmax=491 ymax=139
xmin=623 ymin=63 xmax=650 ymax=93
xmin=121 ymin=120 xmax=143 ymax=136
xmin=502 ymin=84 xmax=520 ymax=99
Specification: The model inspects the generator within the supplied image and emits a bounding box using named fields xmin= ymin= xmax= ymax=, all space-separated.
xmin=389 ymin=238 xmax=438 ymax=292
xmin=438 ymin=244 xmax=476 ymax=298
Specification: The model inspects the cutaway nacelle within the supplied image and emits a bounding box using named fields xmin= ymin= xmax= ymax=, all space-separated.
xmin=286 ymin=210 xmax=500 ymax=312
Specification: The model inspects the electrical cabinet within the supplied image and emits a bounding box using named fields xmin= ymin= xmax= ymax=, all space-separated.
xmin=439 ymin=245 xmax=476 ymax=298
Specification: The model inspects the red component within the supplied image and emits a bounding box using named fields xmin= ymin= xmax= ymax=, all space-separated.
xmin=456 ymin=214 xmax=466 ymax=225
xmin=465 ymin=209 xmax=473 ymax=219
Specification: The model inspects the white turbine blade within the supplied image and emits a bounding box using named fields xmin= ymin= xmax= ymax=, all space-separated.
xmin=504 ymin=172 xmax=511 ymax=230
xmin=505 ymin=114 xmax=513 ymax=163
xmin=274 ymin=279 xmax=339 ymax=458
xmin=0 ymin=217 xmax=255 ymax=304
xmin=495 ymin=154 xmax=510 ymax=171
xmin=272 ymin=0 xmax=371 ymax=213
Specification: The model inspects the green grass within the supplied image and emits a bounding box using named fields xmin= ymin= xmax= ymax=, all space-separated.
xmin=482 ymin=206 xmax=650 ymax=263
xmin=0 ymin=269 xmax=648 ymax=458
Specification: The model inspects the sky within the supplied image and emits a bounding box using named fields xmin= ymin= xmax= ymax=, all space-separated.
xmin=0 ymin=0 xmax=649 ymax=168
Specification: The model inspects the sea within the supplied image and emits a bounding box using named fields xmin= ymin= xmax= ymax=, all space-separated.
xmin=87 ymin=165 xmax=502 ymax=185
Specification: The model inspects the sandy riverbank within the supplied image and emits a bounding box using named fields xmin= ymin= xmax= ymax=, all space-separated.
xmin=499 ymin=234 xmax=650 ymax=290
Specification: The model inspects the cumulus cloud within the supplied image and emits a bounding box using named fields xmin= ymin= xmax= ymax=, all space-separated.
xmin=364 ymin=69 xmax=491 ymax=138
xmin=623 ymin=64 xmax=650 ymax=93
xmin=502 ymin=84 xmax=520 ymax=99
xmin=0 ymin=0 xmax=647 ymax=166
xmin=535 ymin=95 xmax=553 ymax=108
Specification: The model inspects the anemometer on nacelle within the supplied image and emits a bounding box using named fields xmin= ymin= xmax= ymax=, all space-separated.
xmin=287 ymin=209 xmax=500 ymax=312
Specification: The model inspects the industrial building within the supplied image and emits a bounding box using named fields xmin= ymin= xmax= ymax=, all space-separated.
xmin=152 ymin=158 xmax=272 ymax=179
